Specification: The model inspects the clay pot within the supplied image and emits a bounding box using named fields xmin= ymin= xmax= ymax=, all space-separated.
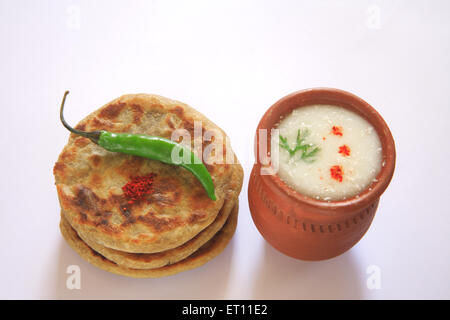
xmin=248 ymin=88 xmax=395 ymax=261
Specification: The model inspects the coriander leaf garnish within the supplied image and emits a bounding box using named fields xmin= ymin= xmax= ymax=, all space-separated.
xmin=279 ymin=129 xmax=320 ymax=163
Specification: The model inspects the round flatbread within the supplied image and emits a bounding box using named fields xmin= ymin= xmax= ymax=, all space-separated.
xmin=54 ymin=94 xmax=243 ymax=253
xmin=60 ymin=202 xmax=238 ymax=278
xmin=64 ymin=197 xmax=236 ymax=269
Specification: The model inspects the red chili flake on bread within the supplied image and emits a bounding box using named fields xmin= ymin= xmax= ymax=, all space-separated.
xmin=331 ymin=126 xmax=343 ymax=136
xmin=338 ymin=145 xmax=351 ymax=156
xmin=330 ymin=165 xmax=343 ymax=182
xmin=122 ymin=173 xmax=156 ymax=204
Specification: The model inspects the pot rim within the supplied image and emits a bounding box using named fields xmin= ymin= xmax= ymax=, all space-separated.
xmin=256 ymin=87 xmax=396 ymax=218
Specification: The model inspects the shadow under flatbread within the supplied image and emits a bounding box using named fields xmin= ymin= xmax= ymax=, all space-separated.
xmin=251 ymin=242 xmax=364 ymax=299
xmin=52 ymin=236 xmax=234 ymax=299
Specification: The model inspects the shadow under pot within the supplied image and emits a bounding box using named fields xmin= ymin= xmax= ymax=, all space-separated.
xmin=248 ymin=88 xmax=396 ymax=261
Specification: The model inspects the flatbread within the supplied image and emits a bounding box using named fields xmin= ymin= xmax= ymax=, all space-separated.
xmin=64 ymin=197 xmax=235 ymax=269
xmin=54 ymin=94 xmax=243 ymax=253
xmin=60 ymin=202 xmax=238 ymax=278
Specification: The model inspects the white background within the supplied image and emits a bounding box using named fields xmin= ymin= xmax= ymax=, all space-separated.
xmin=0 ymin=0 xmax=449 ymax=299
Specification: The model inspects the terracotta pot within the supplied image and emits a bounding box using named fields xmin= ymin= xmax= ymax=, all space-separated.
xmin=248 ymin=88 xmax=395 ymax=261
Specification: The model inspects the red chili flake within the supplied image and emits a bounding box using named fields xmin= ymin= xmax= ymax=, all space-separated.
xmin=330 ymin=165 xmax=343 ymax=182
xmin=122 ymin=173 xmax=156 ymax=204
xmin=322 ymin=137 xmax=326 ymax=141
xmin=338 ymin=144 xmax=351 ymax=156
xmin=331 ymin=126 xmax=343 ymax=136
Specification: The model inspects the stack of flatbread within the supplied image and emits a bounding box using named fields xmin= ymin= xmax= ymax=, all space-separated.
xmin=54 ymin=94 xmax=243 ymax=278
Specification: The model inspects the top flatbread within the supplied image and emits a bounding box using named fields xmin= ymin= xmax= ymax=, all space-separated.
xmin=54 ymin=94 xmax=243 ymax=253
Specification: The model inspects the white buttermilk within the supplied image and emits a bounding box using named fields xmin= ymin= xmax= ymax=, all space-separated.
xmin=271 ymin=104 xmax=382 ymax=201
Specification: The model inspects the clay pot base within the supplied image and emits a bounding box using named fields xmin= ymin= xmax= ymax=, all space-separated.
xmin=249 ymin=165 xmax=379 ymax=260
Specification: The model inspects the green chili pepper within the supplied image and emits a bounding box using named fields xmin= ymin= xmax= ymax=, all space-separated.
xmin=60 ymin=91 xmax=216 ymax=201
